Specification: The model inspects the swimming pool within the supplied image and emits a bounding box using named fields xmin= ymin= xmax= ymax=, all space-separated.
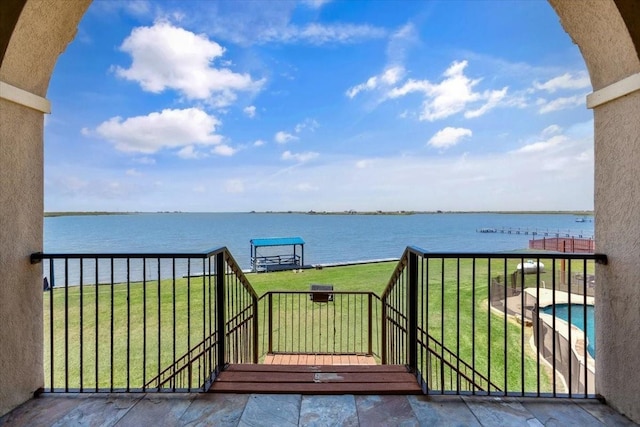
xmin=541 ymin=304 xmax=595 ymax=358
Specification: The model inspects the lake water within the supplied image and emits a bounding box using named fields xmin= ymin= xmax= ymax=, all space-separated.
xmin=45 ymin=212 xmax=594 ymax=271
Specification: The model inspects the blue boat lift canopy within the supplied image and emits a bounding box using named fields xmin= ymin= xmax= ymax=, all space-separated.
xmin=250 ymin=237 xmax=305 ymax=272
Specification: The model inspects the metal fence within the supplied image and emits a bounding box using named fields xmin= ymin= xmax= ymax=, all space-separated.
xmin=529 ymin=237 xmax=595 ymax=253
xmin=381 ymin=247 xmax=607 ymax=397
xmin=32 ymin=247 xmax=257 ymax=393
xmin=258 ymin=291 xmax=381 ymax=360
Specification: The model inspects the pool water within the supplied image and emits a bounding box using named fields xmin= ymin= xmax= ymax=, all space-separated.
xmin=541 ymin=304 xmax=595 ymax=358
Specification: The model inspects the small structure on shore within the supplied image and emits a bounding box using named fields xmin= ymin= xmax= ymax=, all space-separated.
xmin=250 ymin=237 xmax=305 ymax=273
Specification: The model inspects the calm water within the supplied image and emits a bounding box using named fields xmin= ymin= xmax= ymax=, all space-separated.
xmin=45 ymin=212 xmax=593 ymax=270
xmin=542 ymin=304 xmax=595 ymax=358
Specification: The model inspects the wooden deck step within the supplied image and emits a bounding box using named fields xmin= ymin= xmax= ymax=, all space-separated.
xmin=208 ymin=364 xmax=422 ymax=395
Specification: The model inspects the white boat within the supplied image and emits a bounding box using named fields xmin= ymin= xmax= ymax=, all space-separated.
xmin=517 ymin=260 xmax=545 ymax=274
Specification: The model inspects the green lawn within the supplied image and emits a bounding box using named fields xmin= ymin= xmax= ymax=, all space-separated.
xmin=247 ymin=261 xmax=395 ymax=295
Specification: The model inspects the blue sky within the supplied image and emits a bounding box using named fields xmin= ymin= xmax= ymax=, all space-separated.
xmin=45 ymin=0 xmax=594 ymax=212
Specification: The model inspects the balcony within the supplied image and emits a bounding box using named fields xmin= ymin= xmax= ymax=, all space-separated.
xmin=2 ymin=247 xmax=637 ymax=425
xmin=1 ymin=392 xmax=633 ymax=425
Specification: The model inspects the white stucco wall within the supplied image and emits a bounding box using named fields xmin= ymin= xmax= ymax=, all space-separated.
xmin=593 ymin=91 xmax=640 ymax=422
xmin=0 ymin=98 xmax=44 ymax=416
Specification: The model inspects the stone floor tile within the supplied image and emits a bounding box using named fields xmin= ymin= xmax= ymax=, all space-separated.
xmin=0 ymin=394 xmax=89 ymax=427
xmin=238 ymin=394 xmax=300 ymax=427
xmin=462 ymin=396 xmax=542 ymax=427
xmin=179 ymin=393 xmax=250 ymax=427
xmin=576 ymin=400 xmax=639 ymax=426
xmin=355 ymin=395 xmax=418 ymax=427
xmin=299 ymin=395 xmax=358 ymax=427
xmin=520 ymin=399 xmax=607 ymax=426
xmin=408 ymin=395 xmax=482 ymax=427
xmin=116 ymin=393 xmax=196 ymax=427
xmin=50 ymin=393 xmax=143 ymax=427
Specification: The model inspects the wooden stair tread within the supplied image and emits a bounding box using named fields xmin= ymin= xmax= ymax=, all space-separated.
xmin=208 ymin=364 xmax=422 ymax=395
xmin=216 ymin=371 xmax=414 ymax=383
xmin=210 ymin=381 xmax=422 ymax=394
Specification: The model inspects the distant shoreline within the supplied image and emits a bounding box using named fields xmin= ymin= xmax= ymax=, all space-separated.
xmin=45 ymin=210 xmax=594 ymax=218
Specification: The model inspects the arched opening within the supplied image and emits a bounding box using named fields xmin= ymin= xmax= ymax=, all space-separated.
xmin=1 ymin=0 xmax=639 ymax=421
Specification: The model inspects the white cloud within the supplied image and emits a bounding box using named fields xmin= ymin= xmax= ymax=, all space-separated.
xmin=177 ymin=145 xmax=206 ymax=159
xmin=464 ymin=87 xmax=508 ymax=118
xmin=428 ymin=127 xmax=473 ymax=149
xmin=300 ymin=0 xmax=332 ymax=9
xmin=95 ymin=108 xmax=223 ymax=154
xmin=135 ymin=156 xmax=156 ymax=165
xmin=514 ymin=122 xmax=587 ymax=155
xmin=386 ymin=23 xmax=418 ymax=65
xmin=346 ymin=22 xmax=416 ymax=103
xmin=47 ymin=122 xmax=594 ymax=212
xmin=538 ymin=94 xmax=585 ymax=114
xmin=212 ymin=144 xmax=236 ymax=156
xmin=92 ymin=0 xmax=152 ymax=18
xmin=225 ymin=179 xmax=245 ymax=193
xmin=243 ymin=105 xmax=256 ymax=118
xmin=387 ymin=61 xmax=507 ymax=121
xmin=186 ymin=2 xmax=385 ymax=47
xmin=356 ymin=159 xmax=373 ymax=169
xmin=542 ymin=124 xmax=563 ymax=137
xmin=296 ymin=183 xmax=319 ymax=192
xmin=515 ymin=135 xmax=567 ymax=153
xmin=346 ymin=66 xmax=405 ymax=98
xmin=294 ymin=118 xmax=319 ymax=133
xmin=126 ymin=168 xmax=142 ymax=176
xmin=576 ymin=150 xmax=592 ymax=162
xmin=254 ymin=139 xmax=266 ymax=147
xmin=534 ymin=72 xmax=591 ymax=93
xmin=259 ymin=22 xmax=386 ymax=45
xmin=114 ymin=21 xmax=263 ymax=106
xmin=275 ymin=131 xmax=299 ymax=144
xmin=282 ymin=150 xmax=319 ymax=163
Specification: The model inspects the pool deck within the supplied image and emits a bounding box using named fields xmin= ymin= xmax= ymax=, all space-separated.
xmin=527 ymin=288 xmax=594 ymax=308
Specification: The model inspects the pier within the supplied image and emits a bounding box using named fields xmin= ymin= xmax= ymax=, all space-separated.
xmin=476 ymin=226 xmax=593 ymax=239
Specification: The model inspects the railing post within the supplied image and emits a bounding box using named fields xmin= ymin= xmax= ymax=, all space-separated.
xmin=267 ymin=293 xmax=273 ymax=354
xmin=367 ymin=293 xmax=373 ymax=356
xmin=381 ymin=296 xmax=387 ymax=364
xmin=252 ymin=294 xmax=259 ymax=363
xmin=408 ymin=251 xmax=419 ymax=370
xmin=215 ymin=252 xmax=226 ymax=373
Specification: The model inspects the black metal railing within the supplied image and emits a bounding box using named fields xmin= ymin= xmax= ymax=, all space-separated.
xmin=258 ymin=291 xmax=381 ymax=360
xmin=382 ymin=246 xmax=606 ymax=397
xmin=32 ymin=246 xmax=257 ymax=393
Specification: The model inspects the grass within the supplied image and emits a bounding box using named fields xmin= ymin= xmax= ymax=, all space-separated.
xmin=43 ymin=257 xmax=595 ymax=393
xmin=247 ymin=261 xmax=395 ymax=295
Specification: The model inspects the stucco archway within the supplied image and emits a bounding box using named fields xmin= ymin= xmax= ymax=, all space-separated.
xmin=1 ymin=0 xmax=639 ymax=420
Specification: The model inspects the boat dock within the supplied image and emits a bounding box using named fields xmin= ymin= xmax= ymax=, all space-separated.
xmin=476 ymin=227 xmax=593 ymax=239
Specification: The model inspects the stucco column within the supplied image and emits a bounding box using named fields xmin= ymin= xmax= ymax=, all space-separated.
xmin=0 ymin=97 xmax=45 ymax=416
xmin=0 ymin=0 xmax=91 ymax=415
xmin=593 ymin=90 xmax=640 ymax=423
xmin=548 ymin=1 xmax=640 ymax=421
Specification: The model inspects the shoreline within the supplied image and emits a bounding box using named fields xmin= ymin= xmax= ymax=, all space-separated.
xmin=45 ymin=210 xmax=595 ymax=218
